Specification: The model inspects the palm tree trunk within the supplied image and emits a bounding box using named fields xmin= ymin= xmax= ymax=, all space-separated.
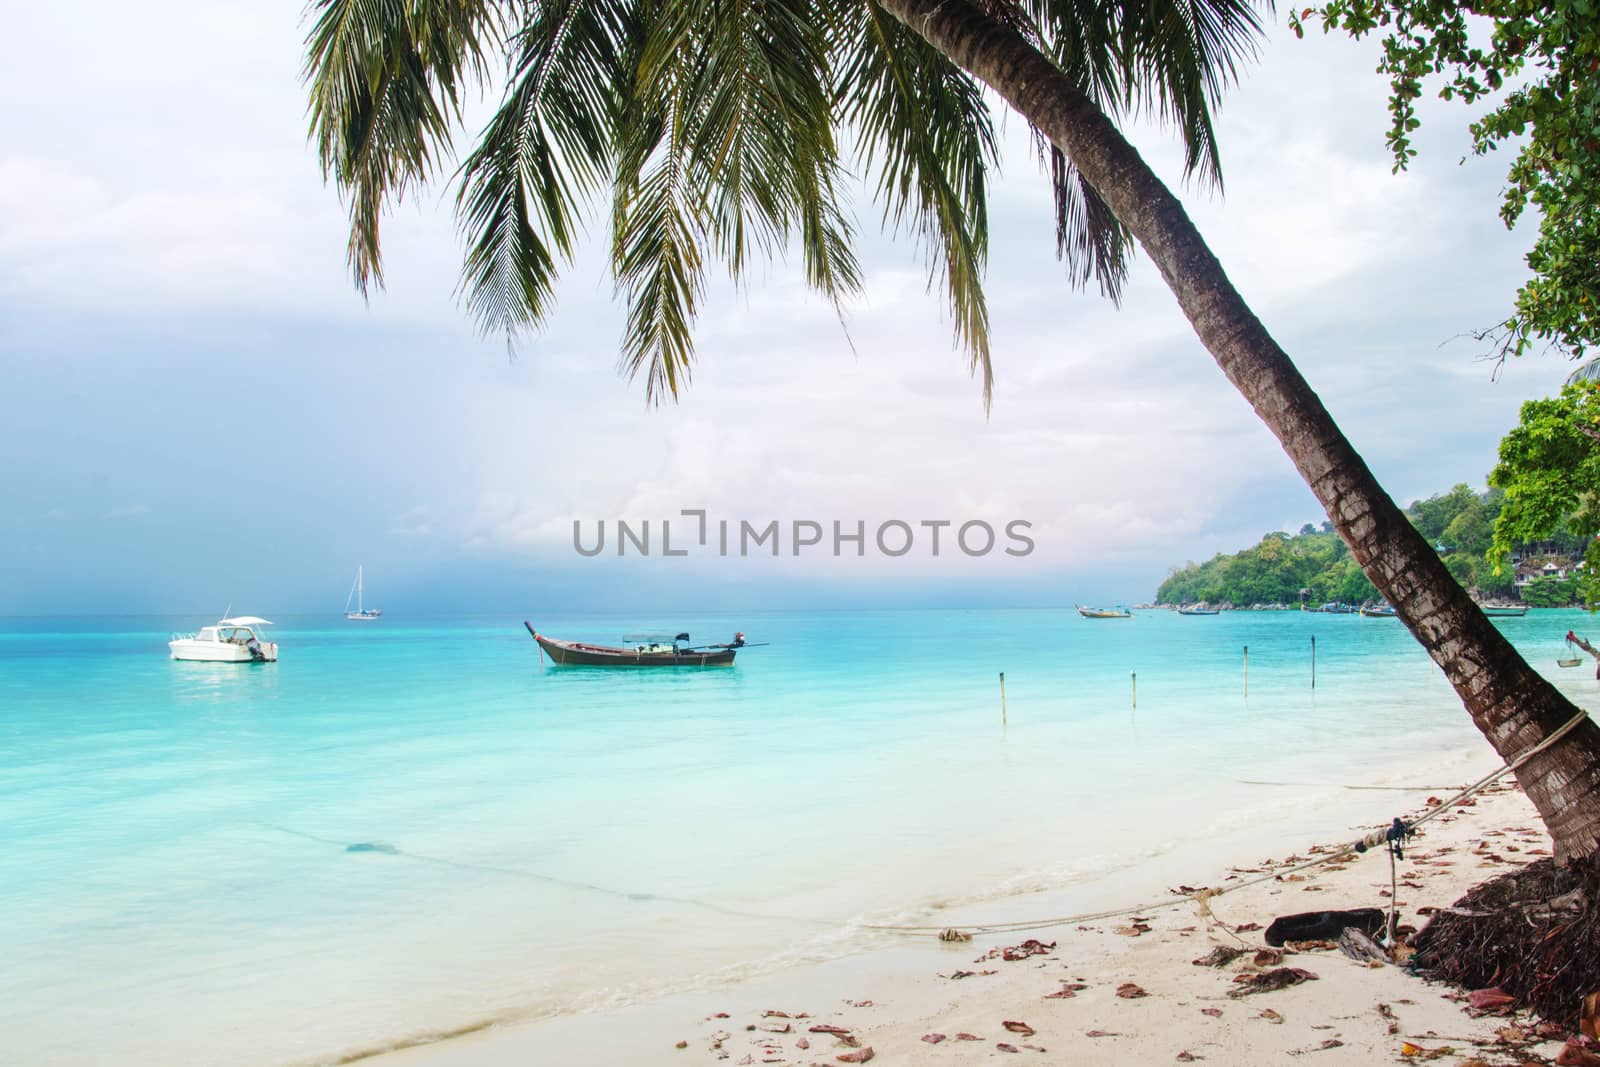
xmin=877 ymin=0 xmax=1600 ymax=861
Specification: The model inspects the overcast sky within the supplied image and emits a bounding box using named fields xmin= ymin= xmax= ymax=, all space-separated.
xmin=0 ymin=1 xmax=1574 ymax=615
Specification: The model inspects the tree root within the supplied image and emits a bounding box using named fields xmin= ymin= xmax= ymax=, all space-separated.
xmin=1413 ymin=851 xmax=1600 ymax=1024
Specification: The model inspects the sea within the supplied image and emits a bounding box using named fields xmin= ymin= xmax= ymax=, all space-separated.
xmin=2 ymin=607 xmax=1594 ymax=1066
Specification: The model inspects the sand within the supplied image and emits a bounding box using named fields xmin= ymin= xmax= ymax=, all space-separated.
xmin=372 ymin=775 xmax=1568 ymax=1066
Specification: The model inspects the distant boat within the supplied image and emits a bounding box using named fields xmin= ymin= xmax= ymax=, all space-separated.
xmin=1078 ymin=606 xmax=1132 ymax=619
xmin=1360 ymin=604 xmax=1398 ymax=617
xmin=1311 ymin=602 xmax=1358 ymax=614
xmin=345 ymin=566 xmax=382 ymax=620
xmin=1480 ymin=605 xmax=1528 ymax=617
xmin=1177 ymin=605 xmax=1220 ymax=616
xmin=169 ymin=616 xmax=277 ymax=662
xmin=525 ymin=623 xmax=747 ymax=666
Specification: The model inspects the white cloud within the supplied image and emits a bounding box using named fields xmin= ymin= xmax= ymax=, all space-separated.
xmin=0 ymin=4 xmax=1579 ymax=611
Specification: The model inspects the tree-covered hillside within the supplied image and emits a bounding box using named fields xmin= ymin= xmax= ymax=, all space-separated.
xmin=1156 ymin=485 xmax=1546 ymax=607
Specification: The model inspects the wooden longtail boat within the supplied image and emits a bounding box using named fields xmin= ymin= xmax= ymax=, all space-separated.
xmin=1479 ymin=605 xmax=1529 ymax=617
xmin=1077 ymin=605 xmax=1132 ymax=619
xmin=524 ymin=622 xmax=740 ymax=667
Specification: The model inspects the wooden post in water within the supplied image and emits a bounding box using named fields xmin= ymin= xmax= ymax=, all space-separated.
xmin=1132 ymin=671 xmax=1137 ymax=708
xmin=1311 ymin=635 xmax=1316 ymax=689
xmin=1243 ymin=645 xmax=1249 ymax=698
xmin=999 ymin=672 xmax=1007 ymax=727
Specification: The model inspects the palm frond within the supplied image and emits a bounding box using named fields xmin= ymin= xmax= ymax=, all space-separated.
xmin=304 ymin=0 xmax=500 ymax=292
xmin=1034 ymin=134 xmax=1133 ymax=300
xmin=455 ymin=0 xmax=628 ymax=336
xmin=681 ymin=0 xmax=861 ymax=306
xmin=1023 ymin=0 xmax=1264 ymax=187
xmin=839 ymin=2 xmax=998 ymax=403
xmin=613 ymin=14 xmax=707 ymax=402
xmin=612 ymin=0 xmax=863 ymax=402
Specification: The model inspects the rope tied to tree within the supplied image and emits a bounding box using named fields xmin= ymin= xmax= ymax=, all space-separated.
xmin=869 ymin=709 xmax=1593 ymax=939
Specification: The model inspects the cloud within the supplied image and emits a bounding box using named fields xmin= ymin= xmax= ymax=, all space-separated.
xmin=0 ymin=6 xmax=1578 ymax=613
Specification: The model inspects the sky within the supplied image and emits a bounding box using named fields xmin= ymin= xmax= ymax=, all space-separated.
xmin=0 ymin=1 xmax=1577 ymax=616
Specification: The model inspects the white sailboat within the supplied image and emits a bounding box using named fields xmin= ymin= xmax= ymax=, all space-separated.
xmin=345 ymin=566 xmax=382 ymax=620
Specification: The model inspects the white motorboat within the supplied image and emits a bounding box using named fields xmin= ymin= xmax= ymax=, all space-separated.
xmin=345 ymin=566 xmax=382 ymax=620
xmin=169 ymin=617 xmax=278 ymax=662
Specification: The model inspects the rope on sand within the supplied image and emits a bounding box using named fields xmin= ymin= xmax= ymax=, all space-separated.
xmin=864 ymin=709 xmax=1592 ymax=939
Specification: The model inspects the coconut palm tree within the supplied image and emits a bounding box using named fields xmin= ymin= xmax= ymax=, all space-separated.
xmin=304 ymin=0 xmax=1600 ymax=860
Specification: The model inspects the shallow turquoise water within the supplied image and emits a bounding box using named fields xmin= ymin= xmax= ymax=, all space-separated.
xmin=2 ymin=608 xmax=1594 ymax=1065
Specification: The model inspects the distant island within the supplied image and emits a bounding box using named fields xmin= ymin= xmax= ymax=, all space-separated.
xmin=1157 ymin=485 xmax=1586 ymax=609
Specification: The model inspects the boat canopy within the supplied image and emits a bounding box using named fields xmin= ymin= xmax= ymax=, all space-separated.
xmin=220 ymin=616 xmax=272 ymax=626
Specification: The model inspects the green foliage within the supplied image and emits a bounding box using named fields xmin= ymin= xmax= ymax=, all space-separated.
xmin=1489 ymin=379 xmax=1600 ymax=606
xmin=1521 ymin=574 xmax=1580 ymax=607
xmin=302 ymin=0 xmax=1269 ymax=404
xmin=1293 ymin=0 xmax=1600 ymax=361
xmin=1158 ymin=484 xmax=1526 ymax=605
xmin=1156 ymin=527 xmax=1368 ymax=606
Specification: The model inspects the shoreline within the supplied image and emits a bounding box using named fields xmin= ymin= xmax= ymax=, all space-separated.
xmin=363 ymin=744 xmax=1554 ymax=1067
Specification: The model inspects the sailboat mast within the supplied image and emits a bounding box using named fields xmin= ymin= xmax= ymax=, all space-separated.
xmin=357 ymin=565 xmax=363 ymax=613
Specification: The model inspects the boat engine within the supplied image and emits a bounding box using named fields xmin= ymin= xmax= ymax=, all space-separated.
xmin=246 ymin=637 xmax=265 ymax=661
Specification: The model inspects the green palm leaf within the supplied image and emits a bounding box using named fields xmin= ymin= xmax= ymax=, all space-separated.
xmin=304 ymin=0 xmax=1268 ymax=407
xmin=305 ymin=0 xmax=499 ymax=292
xmin=839 ymin=3 xmax=997 ymax=402
xmin=456 ymin=0 xmax=628 ymax=336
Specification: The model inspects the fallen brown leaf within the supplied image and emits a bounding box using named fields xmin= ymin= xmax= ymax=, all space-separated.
xmin=1556 ymin=1037 xmax=1600 ymax=1067
xmin=1085 ymin=1030 xmax=1121 ymax=1038
xmin=1494 ymin=1024 xmax=1528 ymax=1045
xmin=1002 ymin=1021 xmax=1035 ymax=1036
xmin=996 ymin=1043 xmax=1019 ymax=1054
xmin=1176 ymin=1052 xmax=1203 ymax=1062
xmin=1201 ymin=1008 xmax=1223 ymax=1018
xmin=1001 ymin=939 xmax=1057 ymax=961
xmin=954 ymin=1033 xmax=983 ymax=1041
xmin=1399 ymin=1041 xmax=1453 ymax=1059
xmin=1259 ymin=1009 xmax=1284 ymax=1024
xmin=1228 ymin=968 xmax=1318 ymax=998
xmin=1467 ymin=987 xmax=1516 ymax=1013
xmin=1043 ymin=982 xmax=1087 ymax=999
xmin=836 ymin=1048 xmax=874 ymax=1064
xmin=1117 ymin=983 xmax=1149 ymax=999
xmin=809 ymin=1025 xmax=852 ymax=1036
xmin=920 ymin=1034 xmax=946 ymax=1045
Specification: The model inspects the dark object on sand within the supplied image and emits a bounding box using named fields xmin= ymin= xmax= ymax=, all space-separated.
xmin=1227 ymin=967 xmax=1319 ymax=998
xmin=1192 ymin=945 xmax=1246 ymax=967
xmin=525 ymin=622 xmax=752 ymax=666
xmin=1264 ymin=908 xmax=1386 ymax=947
xmin=1413 ymin=855 xmax=1599 ymax=1025
xmin=1337 ymin=926 xmax=1393 ymax=965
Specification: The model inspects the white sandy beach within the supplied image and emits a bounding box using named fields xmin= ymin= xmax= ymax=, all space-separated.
xmin=371 ymin=762 xmax=1564 ymax=1067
